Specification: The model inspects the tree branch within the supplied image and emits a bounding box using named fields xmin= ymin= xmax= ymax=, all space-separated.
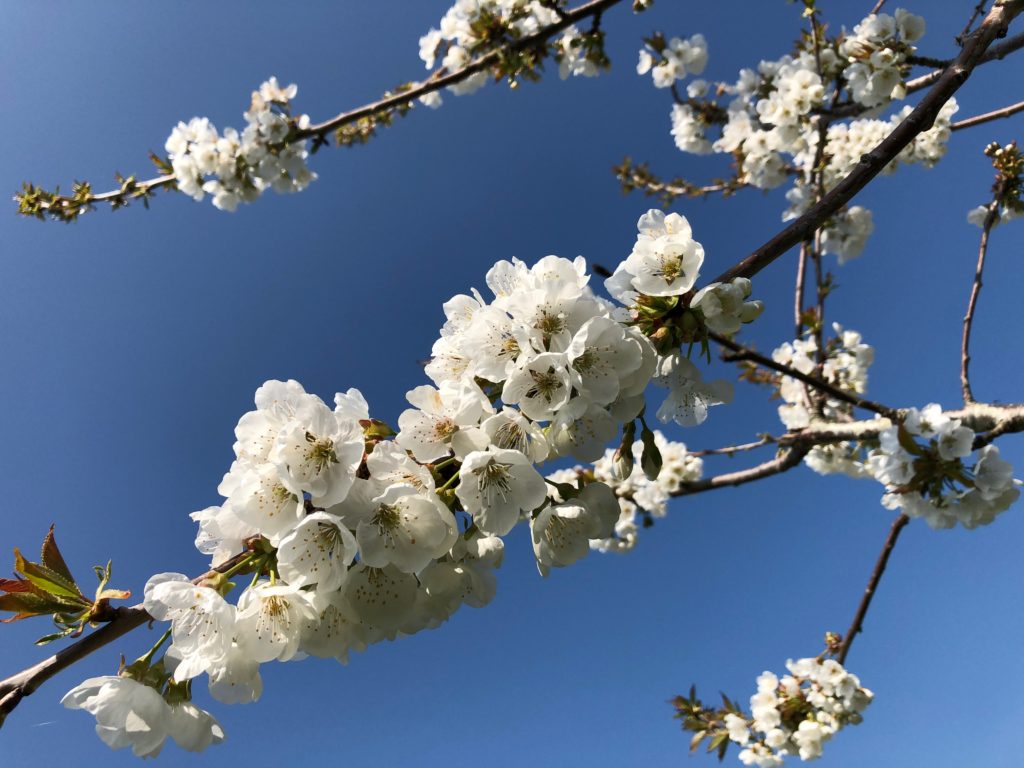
xmin=951 ymin=99 xmax=1024 ymax=131
xmin=669 ymin=445 xmax=810 ymax=497
xmin=960 ymin=194 xmax=1002 ymax=403
xmin=710 ymin=331 xmax=899 ymax=419
xmin=836 ymin=514 xmax=910 ymax=664
xmin=690 ymin=435 xmax=778 ymax=458
xmin=0 ymin=550 xmax=253 ymax=728
xmin=712 ymin=0 xmax=1024 ymax=286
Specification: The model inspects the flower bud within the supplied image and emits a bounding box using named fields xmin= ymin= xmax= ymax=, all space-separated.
xmin=640 ymin=425 xmax=663 ymax=481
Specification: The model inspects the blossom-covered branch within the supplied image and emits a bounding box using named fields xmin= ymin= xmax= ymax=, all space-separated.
xmin=716 ymin=0 xmax=1024 ymax=285
xmin=14 ymin=0 xmax=629 ymax=221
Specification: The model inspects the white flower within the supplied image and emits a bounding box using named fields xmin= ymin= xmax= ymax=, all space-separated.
xmin=456 ymin=447 xmax=548 ymax=536
xmin=166 ymin=702 xmax=227 ymax=753
xmin=143 ymin=573 xmax=236 ymax=681
xmin=62 ymin=676 xmax=172 ymax=758
xmin=547 ymin=398 xmax=617 ymax=463
xmin=620 ymin=210 xmax=705 ymax=297
xmin=299 ymin=591 xmax=368 ymax=664
xmin=654 ymin=353 xmax=733 ymax=426
xmin=567 ymin=316 xmax=645 ymax=405
xmin=236 ymin=582 xmax=317 ymax=663
xmin=342 ymin=563 xmax=418 ymax=632
xmin=973 ymin=444 xmax=1016 ymax=500
xmin=724 ymin=713 xmax=751 ymax=745
xmin=276 ymin=511 xmax=359 ymax=592
xmin=355 ymin=484 xmax=458 ymax=573
xmin=501 ymin=352 xmax=573 ymax=421
xmin=206 ymin=644 xmax=263 ymax=705
xmin=224 ymin=464 xmax=304 ymax=545
xmin=396 ymin=381 xmax=491 ymax=462
xmin=270 ymin=399 xmax=365 ymax=507
xmin=481 ymin=407 xmax=550 ymax=463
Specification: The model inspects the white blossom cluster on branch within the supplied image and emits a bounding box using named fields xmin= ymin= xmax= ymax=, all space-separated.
xmin=165 ymin=78 xmax=316 ymax=212
xmin=418 ymin=0 xmax=604 ymax=108
xmin=724 ymin=658 xmax=873 ymax=767
xmin=648 ymin=8 xmax=961 ymax=263
xmin=867 ymin=404 xmax=1020 ymax=529
xmin=62 ymin=227 xmax=758 ymax=754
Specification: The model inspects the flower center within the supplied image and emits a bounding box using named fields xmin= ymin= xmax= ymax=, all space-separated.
xmin=526 ymin=368 xmax=562 ymax=402
xmin=305 ymin=433 xmax=338 ymax=472
xmin=473 ymin=460 xmax=513 ymax=502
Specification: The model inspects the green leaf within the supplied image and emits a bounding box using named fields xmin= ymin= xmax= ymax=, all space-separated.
xmin=0 ymin=591 xmax=77 ymax=621
xmin=35 ymin=629 xmax=73 ymax=646
xmin=14 ymin=548 xmax=84 ymax=600
xmin=40 ymin=525 xmax=75 ymax=584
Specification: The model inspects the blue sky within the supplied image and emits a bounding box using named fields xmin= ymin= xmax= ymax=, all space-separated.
xmin=1 ymin=1 xmax=1023 ymax=766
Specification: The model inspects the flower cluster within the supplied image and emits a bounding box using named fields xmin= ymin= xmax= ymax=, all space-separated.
xmin=165 ymin=78 xmax=316 ymax=212
xmin=68 ymin=243 xmax=744 ymax=753
xmin=866 ymin=404 xmax=1020 ymax=529
xmin=417 ymin=254 xmax=657 ymax=463
xmin=417 ymin=0 xmax=603 ymax=107
xmin=772 ymin=325 xmax=874 ymax=432
xmin=636 ymin=32 xmax=708 ymax=88
xmin=838 ymin=9 xmax=925 ymax=108
xmin=644 ymin=9 xmax=956 ymax=262
xmin=605 ymin=209 xmax=750 ymax=426
xmin=771 ymin=325 xmax=875 ymax=479
xmin=724 ymin=658 xmax=873 ymax=766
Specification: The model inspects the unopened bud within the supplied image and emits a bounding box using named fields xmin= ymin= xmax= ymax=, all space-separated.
xmin=640 ymin=425 xmax=663 ymax=481
xmin=614 ymin=421 xmax=637 ymax=480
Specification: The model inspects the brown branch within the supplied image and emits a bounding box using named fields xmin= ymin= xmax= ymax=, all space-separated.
xmin=0 ymin=550 xmax=253 ymax=729
xmin=958 ymin=1 xmax=991 ymax=45
xmin=869 ymin=0 xmax=888 ymax=15
xmin=836 ymin=514 xmax=910 ymax=664
xmin=297 ymin=0 xmax=623 ymax=138
xmin=712 ymin=0 xmax=1024 ymax=286
xmin=951 ymin=99 xmax=1024 ymax=131
xmin=906 ymin=30 xmax=1024 ymax=94
xmin=776 ymin=402 xmax=1024 ymax=448
xmin=690 ymin=435 xmax=778 ymax=458
xmin=960 ymin=194 xmax=1003 ymax=403
xmin=795 ymin=240 xmax=809 ymax=337
xmin=665 ymin=403 xmax=1024 ymax=501
xmin=669 ymin=445 xmax=810 ymax=497
xmin=709 ymin=331 xmax=899 ymax=419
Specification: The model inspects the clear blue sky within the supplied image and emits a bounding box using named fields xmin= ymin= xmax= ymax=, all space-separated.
xmin=1 ymin=1 xmax=1022 ymax=766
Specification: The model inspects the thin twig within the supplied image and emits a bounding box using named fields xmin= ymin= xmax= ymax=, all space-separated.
xmin=869 ymin=0 xmax=888 ymax=14
xmin=709 ymin=331 xmax=899 ymax=419
xmin=906 ymin=30 xmax=1024 ymax=94
xmin=960 ymin=193 xmax=1003 ymax=403
xmin=669 ymin=446 xmax=810 ymax=497
xmin=951 ymin=99 xmax=1024 ymax=131
xmin=836 ymin=514 xmax=910 ymax=664
xmin=795 ymin=242 xmax=809 ymax=337
xmin=958 ymin=1 xmax=990 ymax=45
xmin=689 ymin=436 xmax=778 ymax=458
